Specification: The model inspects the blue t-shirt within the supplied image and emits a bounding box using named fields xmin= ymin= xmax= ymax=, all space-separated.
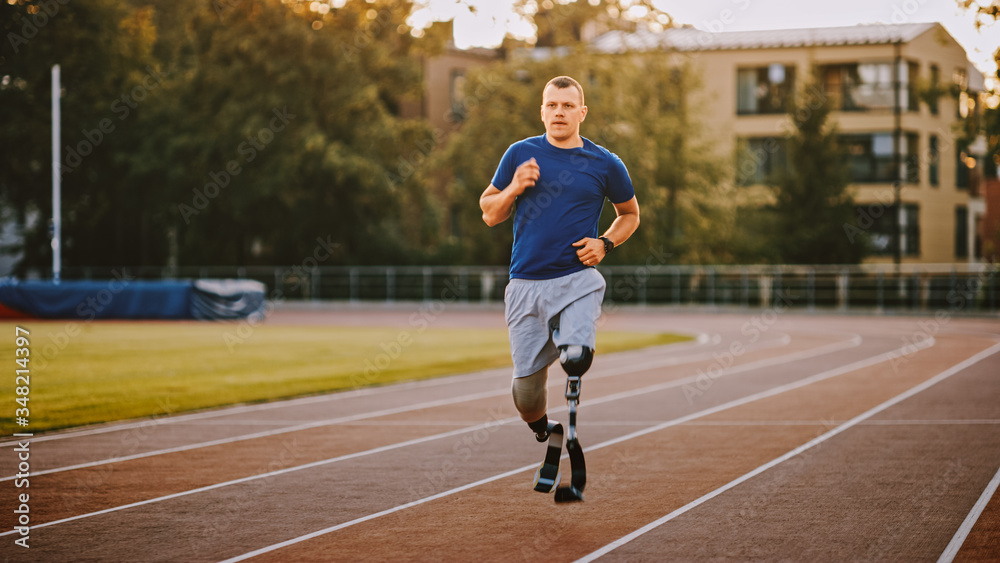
xmin=491 ymin=134 xmax=634 ymax=280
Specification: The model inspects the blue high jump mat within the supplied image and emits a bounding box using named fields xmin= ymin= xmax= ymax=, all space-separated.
xmin=0 ymin=279 xmax=267 ymax=320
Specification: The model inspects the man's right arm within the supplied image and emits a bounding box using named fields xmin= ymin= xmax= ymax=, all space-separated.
xmin=479 ymin=184 xmax=518 ymax=227
xmin=480 ymin=158 xmax=539 ymax=227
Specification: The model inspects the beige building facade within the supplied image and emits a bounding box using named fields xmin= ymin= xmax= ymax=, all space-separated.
xmin=593 ymin=23 xmax=987 ymax=265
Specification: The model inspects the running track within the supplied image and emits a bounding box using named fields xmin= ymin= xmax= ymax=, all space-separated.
xmin=1 ymin=307 xmax=998 ymax=562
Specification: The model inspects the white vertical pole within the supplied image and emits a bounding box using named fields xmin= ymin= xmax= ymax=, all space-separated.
xmin=51 ymin=64 xmax=61 ymax=283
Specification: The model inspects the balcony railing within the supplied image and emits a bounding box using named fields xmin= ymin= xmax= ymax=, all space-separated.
xmin=827 ymin=84 xmax=916 ymax=112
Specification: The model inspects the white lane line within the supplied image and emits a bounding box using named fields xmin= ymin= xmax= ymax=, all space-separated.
xmin=0 ymin=334 xmax=715 ymax=448
xmin=217 ymin=337 xmax=928 ymax=563
xmin=0 ymin=420 xmax=523 ymax=538
xmin=219 ymin=464 xmax=538 ymax=563
xmin=937 ymin=463 xmax=1000 ymax=563
xmin=575 ymin=340 xmax=1000 ymax=563
xmin=0 ymin=335 xmax=862 ymax=535
xmin=0 ymin=332 xmax=810 ymax=480
xmin=173 ymin=420 xmax=481 ymax=427
xmin=0 ymin=388 xmax=506 ymax=482
xmin=681 ymin=419 xmax=1000 ymax=427
xmin=862 ymin=419 xmax=1000 ymax=426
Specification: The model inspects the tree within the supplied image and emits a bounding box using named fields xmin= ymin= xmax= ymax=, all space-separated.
xmin=957 ymin=0 xmax=1000 ymax=30
xmin=1 ymin=0 xmax=449 ymax=272
xmin=132 ymin=0 xmax=444 ymax=266
xmin=767 ymin=80 xmax=865 ymax=264
xmin=0 ymin=0 xmax=159 ymax=274
xmin=956 ymin=0 xmax=1000 ymax=179
xmin=514 ymin=0 xmax=674 ymax=48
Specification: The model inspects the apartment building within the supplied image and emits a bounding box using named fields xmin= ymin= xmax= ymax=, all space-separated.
xmin=592 ymin=23 xmax=988 ymax=264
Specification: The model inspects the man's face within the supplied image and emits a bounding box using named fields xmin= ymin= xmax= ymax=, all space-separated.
xmin=540 ymin=84 xmax=587 ymax=141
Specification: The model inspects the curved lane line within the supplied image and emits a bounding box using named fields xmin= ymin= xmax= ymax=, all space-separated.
xmin=0 ymin=332 xmax=800 ymax=480
xmin=0 ymin=334 xmax=860 ymax=535
xmin=216 ymin=337 xmax=931 ymax=563
xmin=575 ymin=340 xmax=1000 ymax=563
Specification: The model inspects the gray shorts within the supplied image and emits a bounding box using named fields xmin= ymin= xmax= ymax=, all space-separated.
xmin=504 ymin=268 xmax=607 ymax=378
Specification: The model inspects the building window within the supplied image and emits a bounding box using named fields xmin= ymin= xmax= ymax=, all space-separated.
xmin=449 ymin=69 xmax=467 ymax=122
xmin=854 ymin=203 xmax=919 ymax=256
xmin=902 ymin=203 xmax=920 ymax=256
xmin=904 ymin=133 xmax=919 ymax=184
xmin=842 ymin=133 xmax=918 ymax=183
xmin=955 ymin=206 xmax=968 ymax=258
xmin=737 ymin=64 xmax=795 ymax=115
xmin=905 ymin=62 xmax=919 ymax=111
xmin=823 ymin=61 xmax=917 ymax=112
xmin=842 ymin=133 xmax=895 ymax=182
xmin=860 ymin=205 xmax=893 ymax=255
xmin=929 ymin=64 xmax=940 ymax=115
xmin=929 ymin=135 xmax=939 ymax=186
xmin=735 ymin=137 xmax=787 ymax=185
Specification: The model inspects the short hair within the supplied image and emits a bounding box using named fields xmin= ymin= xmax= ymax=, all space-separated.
xmin=544 ymin=75 xmax=584 ymax=105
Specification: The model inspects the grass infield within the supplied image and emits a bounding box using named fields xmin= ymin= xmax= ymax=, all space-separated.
xmin=0 ymin=321 xmax=690 ymax=433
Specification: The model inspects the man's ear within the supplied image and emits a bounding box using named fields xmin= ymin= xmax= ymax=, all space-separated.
xmin=540 ymin=104 xmax=545 ymax=123
xmin=580 ymin=105 xmax=588 ymax=122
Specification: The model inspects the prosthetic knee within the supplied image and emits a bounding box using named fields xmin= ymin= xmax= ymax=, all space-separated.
xmin=559 ymin=345 xmax=593 ymax=402
xmin=558 ymin=345 xmax=593 ymax=378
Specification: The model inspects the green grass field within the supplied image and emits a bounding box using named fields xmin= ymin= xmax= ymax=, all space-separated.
xmin=0 ymin=321 xmax=690 ymax=433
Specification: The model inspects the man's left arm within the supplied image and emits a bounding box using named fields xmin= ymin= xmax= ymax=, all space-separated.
xmin=572 ymin=196 xmax=640 ymax=265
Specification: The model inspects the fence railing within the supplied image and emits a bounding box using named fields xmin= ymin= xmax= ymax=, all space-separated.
xmin=56 ymin=263 xmax=1000 ymax=314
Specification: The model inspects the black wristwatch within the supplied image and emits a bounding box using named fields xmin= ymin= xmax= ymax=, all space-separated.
xmin=598 ymin=236 xmax=614 ymax=255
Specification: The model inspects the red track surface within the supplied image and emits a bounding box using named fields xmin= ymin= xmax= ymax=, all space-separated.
xmin=1 ymin=307 xmax=998 ymax=562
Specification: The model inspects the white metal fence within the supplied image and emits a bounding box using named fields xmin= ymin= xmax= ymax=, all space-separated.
xmin=60 ymin=263 xmax=1000 ymax=314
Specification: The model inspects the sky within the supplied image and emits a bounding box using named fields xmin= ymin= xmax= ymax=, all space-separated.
xmin=407 ymin=0 xmax=999 ymax=86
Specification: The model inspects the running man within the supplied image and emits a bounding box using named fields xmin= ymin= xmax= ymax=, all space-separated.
xmin=479 ymin=75 xmax=640 ymax=444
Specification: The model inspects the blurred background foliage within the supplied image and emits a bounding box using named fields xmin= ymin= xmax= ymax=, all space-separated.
xmin=3 ymin=0 xmax=992 ymax=272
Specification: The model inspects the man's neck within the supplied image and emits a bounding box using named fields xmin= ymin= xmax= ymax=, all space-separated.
xmin=546 ymin=132 xmax=584 ymax=149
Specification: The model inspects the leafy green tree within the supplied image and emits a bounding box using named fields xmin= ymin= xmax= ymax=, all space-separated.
xmin=0 ymin=0 xmax=159 ymax=273
xmin=768 ymin=80 xmax=865 ymax=264
xmin=955 ymin=1 xmax=1000 ymax=178
xmin=516 ymin=0 xmax=674 ymax=48
xmin=2 ymin=0 xmax=449 ymax=272
xmin=132 ymin=0 xmax=445 ymax=266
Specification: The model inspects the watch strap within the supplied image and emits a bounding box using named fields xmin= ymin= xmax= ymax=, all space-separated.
xmin=598 ymin=236 xmax=614 ymax=254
